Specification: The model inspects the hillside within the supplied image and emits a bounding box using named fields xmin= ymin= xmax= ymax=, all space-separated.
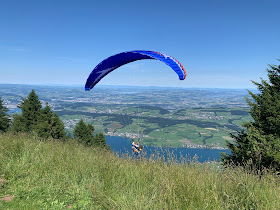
xmin=0 ymin=133 xmax=279 ymax=209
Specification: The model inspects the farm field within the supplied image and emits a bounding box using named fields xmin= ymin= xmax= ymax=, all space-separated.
xmin=0 ymin=84 xmax=253 ymax=148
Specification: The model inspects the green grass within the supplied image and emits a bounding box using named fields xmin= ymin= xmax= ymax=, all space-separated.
xmin=1 ymin=133 xmax=279 ymax=209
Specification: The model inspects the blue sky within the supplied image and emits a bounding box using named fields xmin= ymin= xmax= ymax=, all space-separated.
xmin=0 ymin=0 xmax=279 ymax=89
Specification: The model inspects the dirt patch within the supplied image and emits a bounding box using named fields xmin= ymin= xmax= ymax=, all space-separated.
xmin=0 ymin=179 xmax=7 ymax=184
xmin=0 ymin=195 xmax=14 ymax=202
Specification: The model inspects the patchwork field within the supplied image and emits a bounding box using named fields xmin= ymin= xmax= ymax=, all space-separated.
xmin=1 ymin=84 xmax=253 ymax=148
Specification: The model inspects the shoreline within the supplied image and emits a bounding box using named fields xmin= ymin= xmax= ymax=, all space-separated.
xmin=105 ymin=133 xmax=229 ymax=150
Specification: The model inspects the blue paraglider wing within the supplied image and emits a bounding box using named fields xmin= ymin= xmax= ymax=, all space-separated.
xmin=85 ymin=50 xmax=186 ymax=90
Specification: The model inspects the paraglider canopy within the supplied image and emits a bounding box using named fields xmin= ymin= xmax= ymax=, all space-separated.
xmin=85 ymin=50 xmax=186 ymax=90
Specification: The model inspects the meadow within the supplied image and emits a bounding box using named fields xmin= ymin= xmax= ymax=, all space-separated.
xmin=0 ymin=133 xmax=279 ymax=209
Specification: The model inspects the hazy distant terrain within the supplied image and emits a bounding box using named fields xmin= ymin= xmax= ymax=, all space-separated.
xmin=0 ymin=84 xmax=254 ymax=148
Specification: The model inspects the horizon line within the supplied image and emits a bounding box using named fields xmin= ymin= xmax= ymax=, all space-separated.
xmin=0 ymin=83 xmax=257 ymax=90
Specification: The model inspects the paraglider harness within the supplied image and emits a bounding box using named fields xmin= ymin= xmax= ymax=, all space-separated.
xmin=132 ymin=141 xmax=143 ymax=155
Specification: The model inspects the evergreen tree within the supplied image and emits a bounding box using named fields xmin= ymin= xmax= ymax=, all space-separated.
xmin=12 ymin=114 xmax=25 ymax=133
xmin=95 ymin=132 xmax=106 ymax=147
xmin=73 ymin=119 xmax=108 ymax=148
xmin=36 ymin=103 xmax=66 ymax=139
xmin=12 ymin=89 xmax=42 ymax=132
xmin=50 ymin=112 xmax=66 ymax=139
xmin=0 ymin=97 xmax=10 ymax=132
xmin=73 ymin=119 xmax=95 ymax=146
xmin=11 ymin=90 xmax=66 ymax=140
xmin=222 ymin=61 xmax=280 ymax=171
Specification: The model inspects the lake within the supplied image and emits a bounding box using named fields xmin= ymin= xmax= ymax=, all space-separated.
xmin=106 ymin=136 xmax=231 ymax=163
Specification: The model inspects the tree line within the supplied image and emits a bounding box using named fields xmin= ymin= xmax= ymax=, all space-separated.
xmin=0 ymin=90 xmax=108 ymax=149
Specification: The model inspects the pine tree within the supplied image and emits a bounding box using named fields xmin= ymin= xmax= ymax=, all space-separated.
xmin=50 ymin=112 xmax=66 ymax=139
xmin=73 ymin=119 xmax=108 ymax=148
xmin=35 ymin=103 xmax=52 ymax=138
xmin=11 ymin=90 xmax=66 ymax=140
xmin=95 ymin=132 xmax=106 ymax=147
xmin=12 ymin=114 xmax=25 ymax=133
xmin=12 ymin=89 xmax=42 ymax=132
xmin=222 ymin=61 xmax=280 ymax=171
xmin=0 ymin=97 xmax=10 ymax=132
xmin=73 ymin=119 xmax=95 ymax=146
xmin=36 ymin=103 xmax=66 ymax=139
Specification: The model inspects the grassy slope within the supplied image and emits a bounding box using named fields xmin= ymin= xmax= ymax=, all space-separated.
xmin=0 ymin=134 xmax=279 ymax=209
